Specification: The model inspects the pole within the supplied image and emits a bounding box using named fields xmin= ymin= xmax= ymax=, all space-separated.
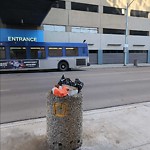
xmin=124 ymin=3 xmax=128 ymax=66
xmin=124 ymin=0 xmax=135 ymax=66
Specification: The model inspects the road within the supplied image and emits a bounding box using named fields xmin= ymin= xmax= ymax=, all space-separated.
xmin=1 ymin=67 xmax=150 ymax=123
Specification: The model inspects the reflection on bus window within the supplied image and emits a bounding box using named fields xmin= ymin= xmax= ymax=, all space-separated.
xmin=30 ymin=47 xmax=46 ymax=59
xmin=10 ymin=47 xmax=26 ymax=59
xmin=49 ymin=47 xmax=63 ymax=57
xmin=0 ymin=47 xmax=6 ymax=59
xmin=66 ymin=47 xmax=78 ymax=56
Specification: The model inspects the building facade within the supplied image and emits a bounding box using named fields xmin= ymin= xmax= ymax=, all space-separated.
xmin=43 ymin=0 xmax=150 ymax=64
xmin=1 ymin=0 xmax=150 ymax=64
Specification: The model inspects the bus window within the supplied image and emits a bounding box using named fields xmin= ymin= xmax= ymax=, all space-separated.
xmin=66 ymin=47 xmax=78 ymax=56
xmin=10 ymin=47 xmax=26 ymax=59
xmin=30 ymin=47 xmax=46 ymax=59
xmin=49 ymin=47 xmax=63 ymax=57
xmin=0 ymin=47 xmax=6 ymax=59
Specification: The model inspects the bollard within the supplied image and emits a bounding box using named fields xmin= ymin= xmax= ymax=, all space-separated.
xmin=134 ymin=59 xmax=138 ymax=66
xmin=47 ymin=92 xmax=83 ymax=150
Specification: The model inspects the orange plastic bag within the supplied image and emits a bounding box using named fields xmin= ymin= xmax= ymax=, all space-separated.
xmin=52 ymin=85 xmax=69 ymax=97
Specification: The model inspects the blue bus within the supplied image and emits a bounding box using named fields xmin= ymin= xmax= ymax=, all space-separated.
xmin=0 ymin=41 xmax=90 ymax=71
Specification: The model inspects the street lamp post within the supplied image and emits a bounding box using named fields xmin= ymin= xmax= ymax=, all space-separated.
xmin=124 ymin=0 xmax=135 ymax=66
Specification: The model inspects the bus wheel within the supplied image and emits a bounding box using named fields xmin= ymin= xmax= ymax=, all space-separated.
xmin=58 ymin=61 xmax=69 ymax=71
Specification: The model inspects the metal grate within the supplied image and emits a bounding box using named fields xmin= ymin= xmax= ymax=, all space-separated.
xmin=76 ymin=59 xmax=86 ymax=66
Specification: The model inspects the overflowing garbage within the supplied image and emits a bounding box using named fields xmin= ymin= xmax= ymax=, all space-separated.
xmin=47 ymin=75 xmax=83 ymax=150
xmin=51 ymin=75 xmax=84 ymax=97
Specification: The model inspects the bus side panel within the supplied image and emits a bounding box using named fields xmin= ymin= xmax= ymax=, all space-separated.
xmin=39 ymin=57 xmax=77 ymax=69
xmin=39 ymin=58 xmax=58 ymax=69
xmin=39 ymin=57 xmax=83 ymax=69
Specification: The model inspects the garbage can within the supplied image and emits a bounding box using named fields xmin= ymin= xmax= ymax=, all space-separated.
xmin=134 ymin=59 xmax=138 ymax=66
xmin=47 ymin=92 xmax=83 ymax=150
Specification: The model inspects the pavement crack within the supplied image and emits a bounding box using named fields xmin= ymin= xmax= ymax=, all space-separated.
xmin=125 ymin=142 xmax=150 ymax=150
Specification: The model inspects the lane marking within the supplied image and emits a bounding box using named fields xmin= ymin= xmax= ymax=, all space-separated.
xmin=124 ymin=78 xmax=150 ymax=82
xmin=0 ymin=89 xmax=11 ymax=92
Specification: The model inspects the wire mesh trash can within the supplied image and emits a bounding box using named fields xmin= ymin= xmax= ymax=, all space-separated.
xmin=47 ymin=92 xmax=83 ymax=150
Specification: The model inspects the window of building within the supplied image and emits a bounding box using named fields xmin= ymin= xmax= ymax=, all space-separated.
xmin=66 ymin=47 xmax=78 ymax=56
xmin=103 ymin=50 xmax=123 ymax=53
xmin=71 ymin=2 xmax=98 ymax=13
xmin=103 ymin=28 xmax=125 ymax=35
xmin=0 ymin=47 xmax=6 ymax=59
xmin=30 ymin=47 xmax=46 ymax=59
xmin=103 ymin=6 xmax=124 ymax=15
xmin=89 ymin=50 xmax=98 ymax=53
xmin=130 ymin=10 xmax=149 ymax=18
xmin=130 ymin=30 xmax=149 ymax=36
xmin=52 ymin=1 xmax=65 ymax=9
xmin=129 ymin=50 xmax=147 ymax=53
xmin=43 ymin=25 xmax=66 ymax=32
xmin=10 ymin=47 xmax=26 ymax=59
xmin=72 ymin=27 xmax=98 ymax=33
xmin=49 ymin=47 xmax=63 ymax=57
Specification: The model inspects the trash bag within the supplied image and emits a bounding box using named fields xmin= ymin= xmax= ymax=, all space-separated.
xmin=57 ymin=75 xmax=84 ymax=93
xmin=51 ymin=85 xmax=69 ymax=97
xmin=74 ymin=78 xmax=84 ymax=92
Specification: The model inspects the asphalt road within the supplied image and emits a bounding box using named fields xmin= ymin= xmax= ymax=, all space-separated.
xmin=1 ymin=67 xmax=150 ymax=123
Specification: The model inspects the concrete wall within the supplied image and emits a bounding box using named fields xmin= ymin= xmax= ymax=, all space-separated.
xmin=43 ymin=0 xmax=150 ymax=51
xmin=44 ymin=31 xmax=150 ymax=51
xmin=43 ymin=0 xmax=150 ymax=28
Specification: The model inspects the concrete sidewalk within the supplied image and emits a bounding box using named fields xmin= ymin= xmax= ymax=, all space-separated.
xmin=83 ymin=63 xmax=150 ymax=69
xmin=1 ymin=102 xmax=150 ymax=150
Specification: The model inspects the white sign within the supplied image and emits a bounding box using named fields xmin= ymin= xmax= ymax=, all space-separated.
xmin=124 ymin=44 xmax=128 ymax=48
xmin=8 ymin=36 xmax=37 ymax=42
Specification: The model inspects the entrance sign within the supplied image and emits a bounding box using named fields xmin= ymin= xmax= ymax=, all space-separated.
xmin=0 ymin=28 xmax=44 ymax=42
xmin=8 ymin=36 xmax=37 ymax=42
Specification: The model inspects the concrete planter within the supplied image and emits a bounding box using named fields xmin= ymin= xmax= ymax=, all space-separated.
xmin=47 ymin=92 xmax=83 ymax=150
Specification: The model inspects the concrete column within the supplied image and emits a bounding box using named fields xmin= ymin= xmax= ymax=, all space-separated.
xmin=148 ymin=50 xmax=150 ymax=63
xmin=66 ymin=1 xmax=71 ymax=10
xmin=98 ymin=49 xmax=103 ymax=64
xmin=66 ymin=1 xmax=71 ymax=32
xmin=99 ymin=5 xmax=103 ymax=34
xmin=66 ymin=26 xmax=71 ymax=32
xmin=124 ymin=50 xmax=129 ymax=64
xmin=127 ymin=50 xmax=129 ymax=64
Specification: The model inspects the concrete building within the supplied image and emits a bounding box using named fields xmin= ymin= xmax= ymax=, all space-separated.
xmin=43 ymin=0 xmax=150 ymax=64
xmin=1 ymin=0 xmax=150 ymax=64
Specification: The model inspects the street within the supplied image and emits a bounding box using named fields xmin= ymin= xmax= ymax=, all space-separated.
xmin=1 ymin=67 xmax=150 ymax=123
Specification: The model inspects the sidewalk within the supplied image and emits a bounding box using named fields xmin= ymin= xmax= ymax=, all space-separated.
xmin=83 ymin=63 xmax=150 ymax=69
xmin=1 ymin=102 xmax=150 ymax=150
